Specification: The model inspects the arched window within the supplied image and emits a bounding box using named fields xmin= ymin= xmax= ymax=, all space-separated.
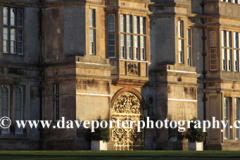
xmin=224 ymin=98 xmax=230 ymax=139
xmin=108 ymin=14 xmax=115 ymax=31
xmin=2 ymin=86 xmax=9 ymax=116
xmin=15 ymin=87 xmax=23 ymax=134
xmin=18 ymin=9 xmax=23 ymax=27
xmin=236 ymin=98 xmax=240 ymax=139
xmin=2 ymin=85 xmax=9 ymax=134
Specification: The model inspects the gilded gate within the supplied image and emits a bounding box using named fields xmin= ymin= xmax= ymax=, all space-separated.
xmin=111 ymin=92 xmax=144 ymax=150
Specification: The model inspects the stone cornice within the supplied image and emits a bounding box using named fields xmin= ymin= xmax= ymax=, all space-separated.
xmin=149 ymin=3 xmax=189 ymax=8
xmin=121 ymin=0 xmax=154 ymax=5
xmin=153 ymin=12 xmax=189 ymax=17
xmin=76 ymin=63 xmax=114 ymax=71
xmin=42 ymin=1 xmax=103 ymax=8
xmin=198 ymin=79 xmax=240 ymax=84
xmin=150 ymin=70 xmax=201 ymax=78
xmin=155 ymin=81 xmax=199 ymax=86
xmin=0 ymin=62 xmax=39 ymax=70
xmin=105 ymin=6 xmax=152 ymax=14
xmin=44 ymin=74 xmax=112 ymax=81
xmin=0 ymin=0 xmax=39 ymax=7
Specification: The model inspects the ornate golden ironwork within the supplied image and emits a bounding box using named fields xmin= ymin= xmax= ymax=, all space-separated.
xmin=112 ymin=92 xmax=144 ymax=150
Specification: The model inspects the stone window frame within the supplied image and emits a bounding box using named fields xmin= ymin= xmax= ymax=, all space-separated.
xmin=15 ymin=86 xmax=23 ymax=135
xmin=221 ymin=30 xmax=232 ymax=71
xmin=108 ymin=14 xmax=115 ymax=32
xmin=126 ymin=15 xmax=132 ymax=33
xmin=3 ymin=6 xmax=24 ymax=55
xmin=134 ymin=16 xmax=139 ymax=34
xmin=89 ymin=9 xmax=96 ymax=55
xmin=120 ymin=14 xmax=125 ymax=33
xmin=140 ymin=36 xmax=145 ymax=61
xmin=120 ymin=34 xmax=126 ymax=58
xmin=220 ymin=0 xmax=240 ymax=4
xmin=140 ymin=17 xmax=145 ymax=35
xmin=224 ymin=97 xmax=231 ymax=139
xmin=134 ymin=35 xmax=140 ymax=60
xmin=178 ymin=20 xmax=184 ymax=64
xmin=209 ymin=30 xmax=217 ymax=71
xmin=127 ymin=34 xmax=132 ymax=59
xmin=221 ymin=30 xmax=240 ymax=72
xmin=108 ymin=34 xmax=116 ymax=58
xmin=235 ymin=98 xmax=240 ymax=140
xmin=1 ymin=85 xmax=10 ymax=134
xmin=233 ymin=32 xmax=240 ymax=72
xmin=53 ymin=83 xmax=60 ymax=122
xmin=0 ymin=84 xmax=28 ymax=138
xmin=187 ymin=28 xmax=192 ymax=66
xmin=107 ymin=13 xmax=116 ymax=58
xmin=119 ymin=13 xmax=146 ymax=61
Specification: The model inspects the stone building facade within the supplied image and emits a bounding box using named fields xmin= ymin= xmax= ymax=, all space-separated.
xmin=1 ymin=0 xmax=240 ymax=150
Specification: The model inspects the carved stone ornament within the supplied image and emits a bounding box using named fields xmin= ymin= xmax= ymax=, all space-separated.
xmin=127 ymin=63 xmax=138 ymax=75
xmin=111 ymin=92 xmax=144 ymax=150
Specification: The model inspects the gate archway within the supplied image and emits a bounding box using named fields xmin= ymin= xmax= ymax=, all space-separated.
xmin=111 ymin=92 xmax=144 ymax=150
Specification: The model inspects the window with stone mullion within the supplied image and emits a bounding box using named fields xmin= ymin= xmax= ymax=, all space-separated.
xmin=89 ymin=9 xmax=96 ymax=55
xmin=120 ymin=14 xmax=146 ymax=60
xmin=107 ymin=14 xmax=116 ymax=58
xmin=53 ymin=84 xmax=60 ymax=121
xmin=221 ymin=0 xmax=240 ymax=3
xmin=187 ymin=29 xmax=192 ymax=66
xmin=3 ymin=6 xmax=23 ymax=55
xmin=221 ymin=31 xmax=232 ymax=71
xmin=209 ymin=30 xmax=217 ymax=70
xmin=15 ymin=87 xmax=23 ymax=134
xmin=178 ymin=21 xmax=184 ymax=64
xmin=224 ymin=98 xmax=231 ymax=139
xmin=233 ymin=32 xmax=240 ymax=72
xmin=1 ymin=85 xmax=10 ymax=134
xmin=236 ymin=98 xmax=240 ymax=140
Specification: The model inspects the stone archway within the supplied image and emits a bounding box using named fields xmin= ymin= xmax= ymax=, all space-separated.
xmin=111 ymin=92 xmax=144 ymax=150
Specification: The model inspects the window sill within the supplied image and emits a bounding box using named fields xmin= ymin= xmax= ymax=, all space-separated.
xmin=222 ymin=70 xmax=240 ymax=73
xmin=120 ymin=58 xmax=148 ymax=62
xmin=0 ymin=133 xmax=29 ymax=140
xmin=2 ymin=52 xmax=23 ymax=55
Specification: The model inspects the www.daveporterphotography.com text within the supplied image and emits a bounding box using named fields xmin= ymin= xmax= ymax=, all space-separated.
xmin=0 ymin=116 xmax=238 ymax=133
